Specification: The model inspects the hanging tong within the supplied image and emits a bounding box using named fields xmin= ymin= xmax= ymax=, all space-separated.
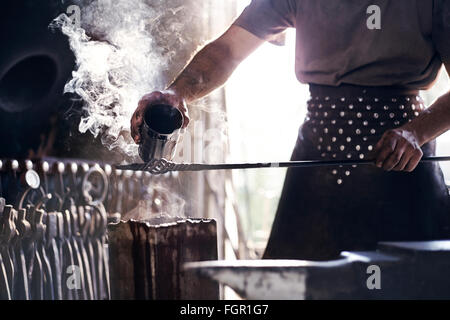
xmin=28 ymin=207 xmax=45 ymax=300
xmin=0 ymin=205 xmax=17 ymax=299
xmin=61 ymin=209 xmax=77 ymax=300
xmin=34 ymin=209 xmax=55 ymax=300
xmin=84 ymin=205 xmax=98 ymax=299
xmin=68 ymin=201 xmax=87 ymax=299
xmin=14 ymin=208 xmax=31 ymax=300
xmin=77 ymin=205 xmax=94 ymax=300
xmin=46 ymin=211 xmax=62 ymax=300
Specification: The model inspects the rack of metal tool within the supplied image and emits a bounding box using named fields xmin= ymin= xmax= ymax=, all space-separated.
xmin=0 ymin=157 xmax=169 ymax=300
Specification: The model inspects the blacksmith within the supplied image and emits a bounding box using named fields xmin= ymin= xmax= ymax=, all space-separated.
xmin=131 ymin=0 xmax=450 ymax=260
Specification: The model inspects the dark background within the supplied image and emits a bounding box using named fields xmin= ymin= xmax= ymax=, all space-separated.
xmin=0 ymin=0 xmax=119 ymax=161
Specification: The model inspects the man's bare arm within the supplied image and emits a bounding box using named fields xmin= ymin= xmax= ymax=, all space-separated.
xmin=167 ymin=25 xmax=264 ymax=102
xmin=131 ymin=25 xmax=263 ymax=143
xmin=374 ymin=62 xmax=450 ymax=171
xmin=402 ymin=62 xmax=450 ymax=145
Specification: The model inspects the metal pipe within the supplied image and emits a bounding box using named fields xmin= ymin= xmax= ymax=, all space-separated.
xmin=115 ymin=156 xmax=450 ymax=174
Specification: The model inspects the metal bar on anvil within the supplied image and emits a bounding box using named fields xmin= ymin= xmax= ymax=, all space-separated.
xmin=115 ymin=156 xmax=450 ymax=174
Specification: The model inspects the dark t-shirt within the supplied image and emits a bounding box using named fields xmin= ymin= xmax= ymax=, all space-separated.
xmin=233 ymin=0 xmax=450 ymax=89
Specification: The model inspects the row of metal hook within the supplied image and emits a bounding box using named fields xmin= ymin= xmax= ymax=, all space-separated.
xmin=0 ymin=198 xmax=109 ymax=299
xmin=0 ymin=157 xmax=176 ymax=300
xmin=0 ymin=157 xmax=169 ymax=216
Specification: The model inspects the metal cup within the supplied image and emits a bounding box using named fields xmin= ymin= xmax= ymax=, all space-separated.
xmin=138 ymin=104 xmax=183 ymax=162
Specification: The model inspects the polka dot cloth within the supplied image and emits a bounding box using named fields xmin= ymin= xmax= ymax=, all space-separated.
xmin=304 ymin=94 xmax=424 ymax=184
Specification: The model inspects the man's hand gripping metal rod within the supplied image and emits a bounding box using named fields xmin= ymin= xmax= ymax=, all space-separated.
xmin=115 ymin=156 xmax=450 ymax=175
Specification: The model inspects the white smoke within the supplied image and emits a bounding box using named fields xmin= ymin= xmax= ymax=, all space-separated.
xmin=51 ymin=0 xmax=207 ymax=160
xmin=50 ymin=0 xmax=228 ymax=219
xmin=50 ymin=0 xmax=236 ymax=220
xmin=121 ymin=179 xmax=186 ymax=221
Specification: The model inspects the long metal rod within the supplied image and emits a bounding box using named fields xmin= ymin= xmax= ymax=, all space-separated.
xmin=115 ymin=156 xmax=450 ymax=174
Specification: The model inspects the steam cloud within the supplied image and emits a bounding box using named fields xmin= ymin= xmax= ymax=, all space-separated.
xmin=51 ymin=0 xmax=232 ymax=218
xmin=121 ymin=180 xmax=186 ymax=222
xmin=51 ymin=0 xmax=208 ymax=160
xmin=51 ymin=0 xmax=218 ymax=218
